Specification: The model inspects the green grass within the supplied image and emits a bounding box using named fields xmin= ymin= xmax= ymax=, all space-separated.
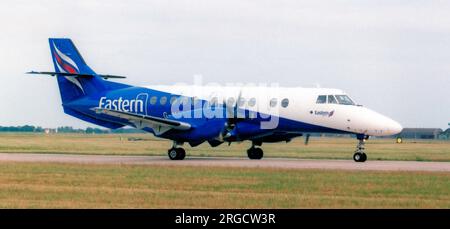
xmin=0 ymin=133 xmax=449 ymax=161
xmin=0 ymin=134 xmax=448 ymax=208
xmin=0 ymin=163 xmax=448 ymax=208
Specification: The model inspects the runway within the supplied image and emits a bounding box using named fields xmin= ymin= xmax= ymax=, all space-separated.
xmin=0 ymin=153 xmax=449 ymax=172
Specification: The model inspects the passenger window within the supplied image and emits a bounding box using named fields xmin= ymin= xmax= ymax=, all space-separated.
xmin=182 ymin=97 xmax=190 ymax=104
xmin=328 ymin=95 xmax=338 ymax=104
xmin=227 ymin=97 xmax=235 ymax=106
xmin=248 ymin=98 xmax=256 ymax=107
xmin=170 ymin=96 xmax=177 ymax=105
xmin=269 ymin=98 xmax=277 ymax=107
xmin=209 ymin=97 xmax=218 ymax=106
xmin=237 ymin=97 xmax=246 ymax=107
xmin=192 ymin=96 xmax=201 ymax=106
xmin=281 ymin=98 xmax=289 ymax=108
xmin=160 ymin=96 xmax=167 ymax=105
xmin=196 ymin=98 xmax=202 ymax=106
xmin=150 ymin=96 xmax=157 ymax=105
xmin=316 ymin=95 xmax=326 ymax=104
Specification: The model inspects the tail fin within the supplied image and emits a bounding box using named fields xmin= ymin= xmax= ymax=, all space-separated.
xmin=50 ymin=38 xmax=95 ymax=75
xmin=49 ymin=38 xmax=106 ymax=103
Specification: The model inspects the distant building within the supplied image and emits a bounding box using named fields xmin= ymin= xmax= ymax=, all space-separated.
xmin=44 ymin=128 xmax=57 ymax=134
xmin=399 ymin=128 xmax=443 ymax=139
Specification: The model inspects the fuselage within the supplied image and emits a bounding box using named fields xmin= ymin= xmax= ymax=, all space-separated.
xmin=67 ymin=84 xmax=403 ymax=145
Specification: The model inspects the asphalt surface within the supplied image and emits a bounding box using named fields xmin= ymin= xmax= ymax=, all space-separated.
xmin=0 ymin=153 xmax=449 ymax=172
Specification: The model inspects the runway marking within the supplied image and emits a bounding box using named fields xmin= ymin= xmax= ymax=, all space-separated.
xmin=0 ymin=153 xmax=449 ymax=172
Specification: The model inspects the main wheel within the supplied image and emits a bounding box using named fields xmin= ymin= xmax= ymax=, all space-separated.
xmin=353 ymin=152 xmax=366 ymax=162
xmin=361 ymin=153 xmax=367 ymax=162
xmin=247 ymin=147 xmax=263 ymax=160
xmin=168 ymin=148 xmax=186 ymax=160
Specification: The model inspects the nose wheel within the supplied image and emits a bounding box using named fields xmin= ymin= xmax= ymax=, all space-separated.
xmin=353 ymin=137 xmax=367 ymax=162
xmin=353 ymin=152 xmax=367 ymax=162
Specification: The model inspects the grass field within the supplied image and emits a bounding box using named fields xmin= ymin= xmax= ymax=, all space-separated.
xmin=0 ymin=133 xmax=449 ymax=161
xmin=0 ymin=163 xmax=448 ymax=208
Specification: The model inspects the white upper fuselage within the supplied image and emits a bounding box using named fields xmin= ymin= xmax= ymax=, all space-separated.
xmin=145 ymin=85 xmax=403 ymax=137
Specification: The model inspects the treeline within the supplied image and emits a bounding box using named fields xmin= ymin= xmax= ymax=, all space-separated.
xmin=0 ymin=125 xmax=145 ymax=134
xmin=0 ymin=125 xmax=44 ymax=132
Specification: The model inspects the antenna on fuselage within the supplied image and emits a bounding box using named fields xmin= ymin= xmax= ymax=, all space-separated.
xmin=304 ymin=134 xmax=311 ymax=145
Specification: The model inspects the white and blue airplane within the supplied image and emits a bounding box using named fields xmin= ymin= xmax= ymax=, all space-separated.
xmin=29 ymin=38 xmax=402 ymax=162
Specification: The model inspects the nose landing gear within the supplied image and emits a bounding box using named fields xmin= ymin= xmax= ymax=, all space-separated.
xmin=353 ymin=136 xmax=367 ymax=162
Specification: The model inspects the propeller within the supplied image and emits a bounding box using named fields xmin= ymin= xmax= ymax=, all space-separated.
xmin=220 ymin=90 xmax=244 ymax=142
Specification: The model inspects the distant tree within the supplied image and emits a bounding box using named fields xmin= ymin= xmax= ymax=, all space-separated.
xmin=21 ymin=125 xmax=35 ymax=132
xmin=85 ymin=127 xmax=94 ymax=134
xmin=56 ymin=126 xmax=85 ymax=133
xmin=111 ymin=128 xmax=146 ymax=134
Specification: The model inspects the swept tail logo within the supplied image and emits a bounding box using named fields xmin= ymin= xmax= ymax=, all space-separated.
xmin=52 ymin=42 xmax=85 ymax=93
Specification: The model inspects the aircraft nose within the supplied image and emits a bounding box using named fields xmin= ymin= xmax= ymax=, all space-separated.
xmin=387 ymin=119 xmax=403 ymax=135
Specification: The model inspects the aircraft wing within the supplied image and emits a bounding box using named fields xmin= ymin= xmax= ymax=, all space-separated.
xmin=92 ymin=108 xmax=191 ymax=134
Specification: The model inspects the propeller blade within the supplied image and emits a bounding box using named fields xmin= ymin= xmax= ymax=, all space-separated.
xmin=234 ymin=90 xmax=243 ymax=115
xmin=220 ymin=89 xmax=243 ymax=142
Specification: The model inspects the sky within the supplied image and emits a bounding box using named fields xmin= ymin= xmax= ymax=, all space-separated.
xmin=0 ymin=0 xmax=449 ymax=129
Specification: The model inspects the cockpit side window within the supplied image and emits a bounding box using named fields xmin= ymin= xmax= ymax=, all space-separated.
xmin=328 ymin=95 xmax=338 ymax=104
xmin=316 ymin=95 xmax=327 ymax=104
xmin=335 ymin=95 xmax=355 ymax=105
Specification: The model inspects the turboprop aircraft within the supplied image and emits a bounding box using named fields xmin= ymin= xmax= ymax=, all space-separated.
xmin=29 ymin=38 xmax=402 ymax=162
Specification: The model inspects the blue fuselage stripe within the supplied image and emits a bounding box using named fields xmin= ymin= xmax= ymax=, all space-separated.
xmin=65 ymin=86 xmax=351 ymax=142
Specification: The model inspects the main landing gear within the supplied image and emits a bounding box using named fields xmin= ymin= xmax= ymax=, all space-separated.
xmin=353 ymin=136 xmax=368 ymax=162
xmin=247 ymin=142 xmax=263 ymax=160
xmin=168 ymin=142 xmax=185 ymax=160
xmin=167 ymin=141 xmax=266 ymax=160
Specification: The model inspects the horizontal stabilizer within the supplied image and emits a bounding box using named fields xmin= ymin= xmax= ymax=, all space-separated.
xmin=27 ymin=71 xmax=126 ymax=79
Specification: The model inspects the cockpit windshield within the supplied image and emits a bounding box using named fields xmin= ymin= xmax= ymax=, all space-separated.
xmin=335 ymin=95 xmax=355 ymax=105
xmin=316 ymin=94 xmax=356 ymax=105
xmin=316 ymin=95 xmax=327 ymax=104
xmin=327 ymin=95 xmax=338 ymax=104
